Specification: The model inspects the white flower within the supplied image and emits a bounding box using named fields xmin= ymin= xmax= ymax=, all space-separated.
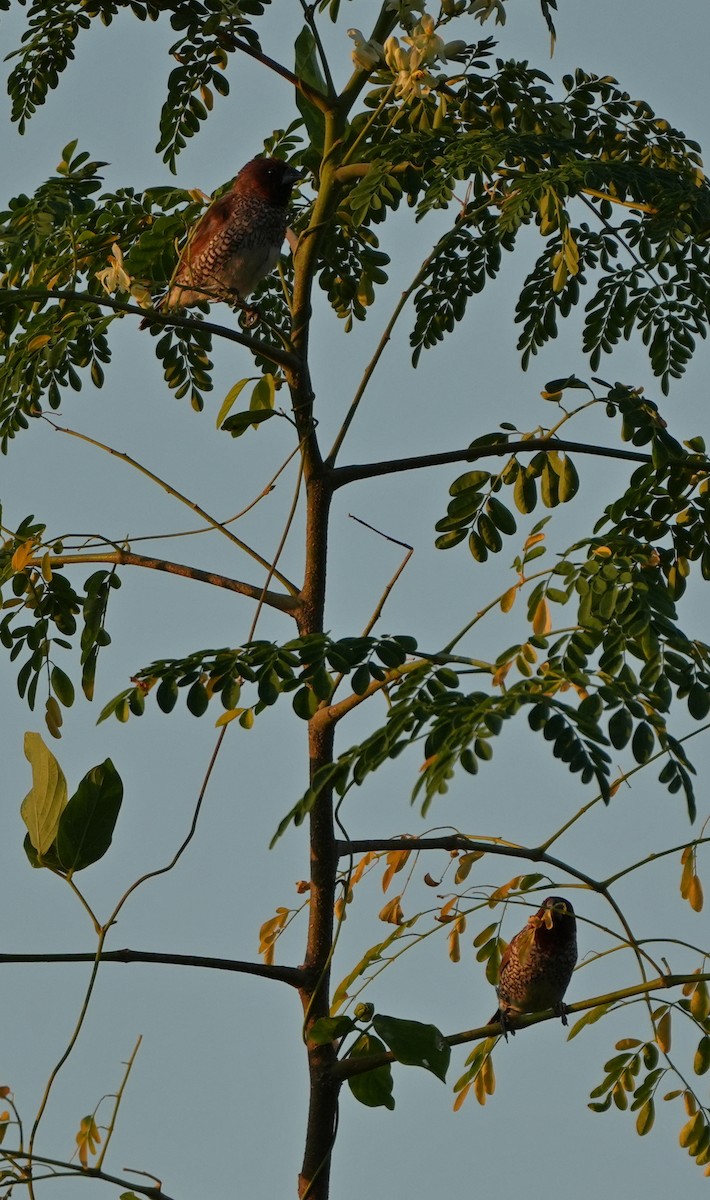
xmin=95 ymin=243 xmax=131 ymax=295
xmin=404 ymin=13 xmax=447 ymax=65
xmin=347 ymin=28 xmax=384 ymax=70
xmin=384 ymin=37 xmax=435 ymax=100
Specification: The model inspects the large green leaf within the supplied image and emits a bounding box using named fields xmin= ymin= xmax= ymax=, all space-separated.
xmin=55 ymin=759 xmax=123 ymax=873
xmin=346 ymin=1035 xmax=395 ymax=1110
xmin=294 ymin=27 xmax=326 ymax=159
xmin=373 ymin=1014 xmax=450 ymax=1082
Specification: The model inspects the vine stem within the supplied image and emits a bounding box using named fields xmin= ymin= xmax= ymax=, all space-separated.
xmin=28 ymin=926 xmax=109 ymax=1191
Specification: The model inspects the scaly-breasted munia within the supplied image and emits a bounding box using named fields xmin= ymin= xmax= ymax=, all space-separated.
xmin=142 ymin=157 xmax=302 ymax=321
xmin=489 ymin=896 xmax=577 ymax=1035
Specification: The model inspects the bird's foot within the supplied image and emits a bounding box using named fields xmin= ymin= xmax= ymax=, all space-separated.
xmin=489 ymin=1008 xmax=515 ymax=1040
xmin=553 ymin=1001 xmax=569 ymax=1027
xmin=227 ymin=291 xmax=260 ymax=327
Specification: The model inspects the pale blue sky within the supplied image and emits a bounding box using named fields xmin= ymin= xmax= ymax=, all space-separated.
xmin=2 ymin=2 xmax=710 ymax=1198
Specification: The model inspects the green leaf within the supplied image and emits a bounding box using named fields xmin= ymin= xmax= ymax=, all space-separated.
xmin=221 ymin=409 xmax=275 ymax=437
xmin=567 ymin=1003 xmax=610 ymax=1040
xmin=250 ymin=373 xmax=276 ymax=415
xmin=688 ymin=682 xmax=710 ymax=720
xmin=372 ymin=1014 xmax=450 ymax=1082
xmin=346 ymin=1034 xmax=395 ymax=1110
xmin=513 ymin=471 xmax=537 ymax=514
xmin=55 ymin=759 xmax=123 ymax=873
xmin=309 ymin=1016 xmax=356 ymax=1045
xmin=215 ymin=377 xmax=254 ymax=428
xmin=23 ymin=831 xmax=65 ymax=872
xmin=50 ymin=665 xmax=75 ymax=707
xmin=294 ymin=27 xmax=326 ymax=157
xmin=292 ymin=686 xmax=319 ymax=720
xmin=631 ymin=721 xmax=655 ymax=764
xmin=608 ymin=707 xmax=633 ymax=750
xmin=187 ymin=680 xmax=209 ymax=716
xmin=694 ymin=1036 xmax=710 ymax=1076
xmin=559 ymin=457 xmax=580 ymax=502
xmin=21 ymin=731 xmax=68 ymax=855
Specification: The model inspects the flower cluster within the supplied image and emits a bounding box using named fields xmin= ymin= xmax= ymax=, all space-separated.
xmin=348 ymin=7 xmax=469 ymax=101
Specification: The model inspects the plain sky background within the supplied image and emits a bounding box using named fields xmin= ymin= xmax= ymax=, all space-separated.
xmin=2 ymin=1 xmax=710 ymax=1198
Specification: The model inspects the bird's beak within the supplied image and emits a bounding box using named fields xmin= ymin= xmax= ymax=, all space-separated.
xmin=285 ymin=165 xmax=307 ymax=188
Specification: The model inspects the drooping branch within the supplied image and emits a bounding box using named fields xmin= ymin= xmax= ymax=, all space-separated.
xmin=0 ymin=948 xmax=304 ymax=986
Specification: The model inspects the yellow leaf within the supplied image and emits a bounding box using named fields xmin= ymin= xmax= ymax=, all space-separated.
xmin=500 ymin=587 xmax=517 ymax=613
xmin=491 ymin=660 xmax=512 ymax=688
xmin=656 ymin=1009 xmax=672 ymax=1054
xmin=532 ymin=597 xmax=552 ymax=636
xmin=381 ymin=849 xmax=410 ymax=893
xmin=11 ymin=540 xmax=35 ymax=572
xmin=453 ymin=1082 xmax=471 ymax=1111
xmin=448 ymin=927 xmax=460 ymax=962
xmin=688 ymin=875 xmax=704 ymax=912
xmin=454 ymin=852 xmax=480 ymax=884
xmin=523 ymin=532 xmax=545 ymax=551
xmin=76 ymin=1114 xmax=101 ymax=1168
xmin=214 ymin=708 xmax=245 ymax=727
xmin=691 ymin=982 xmax=710 ymax=1023
xmin=27 ymin=334 xmax=52 ymax=353
xmin=482 ymin=1053 xmax=496 ymax=1095
xmin=438 ymin=896 xmax=457 ymax=921
xmin=351 ymin=851 xmax=376 ymax=886
xmin=679 ymin=1111 xmax=703 ymax=1148
xmin=593 ymin=545 xmax=612 ymax=558
xmin=378 ymin=895 xmax=404 ymax=925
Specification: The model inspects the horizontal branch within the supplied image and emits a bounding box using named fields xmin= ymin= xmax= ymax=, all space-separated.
xmin=0 ymin=288 xmax=299 ymax=370
xmin=33 ymin=549 xmax=300 ymax=612
xmin=0 ymin=948 xmax=304 ymax=987
xmin=332 ymin=437 xmax=655 ymax=489
xmin=336 ymin=835 xmax=596 ymax=885
xmin=332 ymin=972 xmax=710 ymax=1081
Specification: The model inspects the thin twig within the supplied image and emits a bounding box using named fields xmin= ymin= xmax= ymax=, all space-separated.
xmin=348 ymin=514 xmax=414 ymax=637
xmin=43 ymin=417 xmax=300 ymax=595
xmin=96 ymin=1035 xmax=142 ymax=1170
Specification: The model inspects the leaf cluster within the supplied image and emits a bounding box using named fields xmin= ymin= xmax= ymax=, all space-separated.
xmin=1 ymin=516 xmax=119 ymax=736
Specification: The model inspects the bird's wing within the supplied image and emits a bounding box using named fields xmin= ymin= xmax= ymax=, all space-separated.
xmin=177 ymin=195 xmax=235 ymax=273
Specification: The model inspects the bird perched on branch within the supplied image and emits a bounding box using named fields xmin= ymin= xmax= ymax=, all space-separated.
xmin=489 ymin=896 xmax=577 ymax=1036
xmin=140 ymin=156 xmax=303 ymax=325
